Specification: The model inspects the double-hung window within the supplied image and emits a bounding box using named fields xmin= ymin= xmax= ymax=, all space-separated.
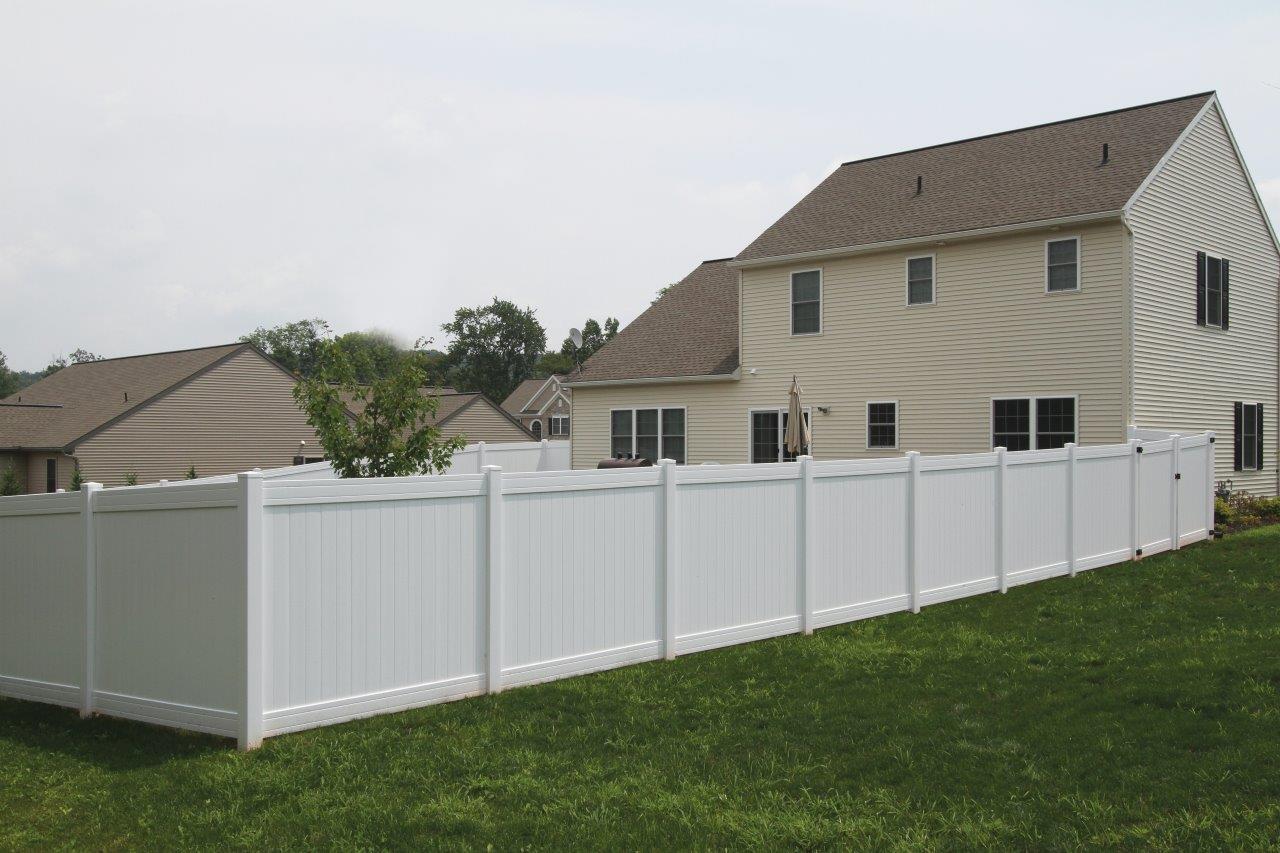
xmin=906 ymin=256 xmax=935 ymax=305
xmin=1234 ymin=402 xmax=1263 ymax=471
xmin=750 ymin=408 xmax=811 ymax=462
xmin=791 ymin=270 xmax=821 ymax=335
xmin=610 ymin=408 xmax=685 ymax=463
xmin=866 ymin=401 xmax=898 ymax=449
xmin=549 ymin=415 xmax=569 ymax=436
xmin=1196 ymin=252 xmax=1229 ymax=329
xmin=1046 ymin=237 xmax=1080 ymax=292
xmin=992 ymin=396 xmax=1076 ymax=450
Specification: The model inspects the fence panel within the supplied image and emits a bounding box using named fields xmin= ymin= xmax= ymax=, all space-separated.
xmin=93 ymin=482 xmax=242 ymax=736
xmin=1177 ymin=435 xmax=1212 ymax=545
xmin=501 ymin=473 xmax=662 ymax=687
xmin=1138 ymin=440 xmax=1175 ymax=555
xmin=260 ymin=476 xmax=487 ymax=736
xmin=0 ymin=492 xmax=84 ymax=706
xmin=1073 ymin=446 xmax=1134 ymax=570
xmin=915 ymin=455 xmax=1000 ymax=602
xmin=676 ymin=465 xmax=801 ymax=652
xmin=1004 ymin=451 xmax=1071 ymax=584
xmin=811 ymin=461 xmax=910 ymax=626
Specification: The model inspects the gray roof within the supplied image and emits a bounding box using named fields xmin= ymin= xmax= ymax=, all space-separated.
xmin=737 ymin=92 xmax=1212 ymax=262
xmin=501 ymin=376 xmax=566 ymax=416
xmin=571 ymin=259 xmax=738 ymax=384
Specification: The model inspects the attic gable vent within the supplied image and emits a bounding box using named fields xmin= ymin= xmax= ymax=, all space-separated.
xmin=1101 ymin=143 xmax=1110 ymax=165
xmin=915 ymin=174 xmax=923 ymax=195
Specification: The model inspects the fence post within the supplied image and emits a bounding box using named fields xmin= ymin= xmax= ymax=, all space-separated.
xmin=906 ymin=451 xmax=921 ymax=614
xmin=1206 ymin=431 xmax=1216 ymax=538
xmin=484 ymin=465 xmax=504 ymax=693
xmin=477 ymin=441 xmax=487 ymax=472
xmin=660 ymin=459 xmax=678 ymax=659
xmin=237 ymin=471 xmax=264 ymax=751
xmin=1066 ymin=442 xmax=1077 ymax=577
xmin=1170 ymin=434 xmax=1182 ymax=551
xmin=539 ymin=438 xmax=549 ymax=471
xmin=1127 ymin=424 xmax=1138 ymax=441
xmin=798 ymin=455 xmax=815 ymax=635
xmin=994 ymin=448 xmax=1007 ymax=594
xmin=1130 ymin=439 xmax=1142 ymax=559
xmin=79 ymin=482 xmax=102 ymax=718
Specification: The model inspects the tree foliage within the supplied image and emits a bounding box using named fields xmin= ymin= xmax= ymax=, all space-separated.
xmin=560 ymin=317 xmax=618 ymax=362
xmin=243 ymin=319 xmax=446 ymax=385
xmin=241 ymin=318 xmax=327 ymax=376
xmin=294 ymin=338 xmax=466 ymax=478
xmin=0 ymin=463 xmax=21 ymax=496
xmin=39 ymin=348 xmax=103 ymax=378
xmin=532 ymin=351 xmax=575 ymax=378
xmin=0 ymin=351 xmax=17 ymax=398
xmin=442 ymin=299 xmax=546 ymax=403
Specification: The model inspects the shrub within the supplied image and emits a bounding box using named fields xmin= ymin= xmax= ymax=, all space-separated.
xmin=123 ymin=472 xmax=138 ymax=486
xmin=186 ymin=465 xmax=198 ymax=480
xmin=0 ymin=463 xmax=20 ymax=496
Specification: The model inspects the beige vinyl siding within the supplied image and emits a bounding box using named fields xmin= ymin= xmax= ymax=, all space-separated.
xmin=573 ymin=221 xmax=1129 ymax=468
xmin=440 ymin=400 xmax=531 ymax=444
xmin=1129 ymin=103 xmax=1279 ymax=495
xmin=72 ymin=349 xmax=321 ymax=487
xmin=24 ymin=452 xmax=75 ymax=493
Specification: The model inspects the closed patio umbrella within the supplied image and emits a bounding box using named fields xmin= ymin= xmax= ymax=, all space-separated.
xmin=785 ymin=376 xmax=811 ymax=457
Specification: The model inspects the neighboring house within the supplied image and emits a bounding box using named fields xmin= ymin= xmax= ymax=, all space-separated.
xmin=343 ymin=388 xmax=533 ymax=444
xmin=501 ymin=375 xmax=572 ymax=440
xmin=0 ymin=343 xmax=323 ymax=491
xmin=567 ymin=92 xmax=1278 ymax=495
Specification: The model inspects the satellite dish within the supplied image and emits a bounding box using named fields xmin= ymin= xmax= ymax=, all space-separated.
xmin=569 ymin=328 xmax=583 ymax=349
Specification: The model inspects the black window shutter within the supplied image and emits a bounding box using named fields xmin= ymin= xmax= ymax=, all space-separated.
xmin=1195 ymin=251 xmax=1206 ymax=326
xmin=1257 ymin=404 xmax=1264 ymax=472
xmin=1233 ymin=402 xmax=1243 ymax=470
xmin=1220 ymin=258 xmax=1230 ymax=330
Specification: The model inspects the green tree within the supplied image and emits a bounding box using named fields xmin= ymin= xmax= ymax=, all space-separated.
xmin=40 ymin=348 xmax=103 ymax=378
xmin=652 ymin=283 xmax=675 ymax=304
xmin=70 ymin=465 xmax=83 ymax=491
xmin=123 ymin=472 xmax=138 ymax=486
xmin=560 ymin=317 xmax=619 ymax=362
xmin=442 ymin=299 xmax=547 ymax=402
xmin=0 ymin=350 xmax=18 ymax=398
xmin=0 ymin=463 xmax=21 ymax=496
xmin=294 ymin=338 xmax=466 ymax=478
xmin=532 ymin=351 xmax=575 ymax=378
xmin=185 ymin=465 xmax=198 ymax=480
xmin=241 ymin=318 xmax=328 ymax=376
xmin=333 ymin=330 xmax=405 ymax=384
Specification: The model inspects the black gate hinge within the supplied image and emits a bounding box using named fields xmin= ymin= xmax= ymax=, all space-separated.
xmin=1175 ymin=472 xmax=1181 ymax=480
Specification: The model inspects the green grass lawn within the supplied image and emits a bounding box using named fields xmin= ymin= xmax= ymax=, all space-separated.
xmin=3 ymin=527 xmax=1279 ymax=850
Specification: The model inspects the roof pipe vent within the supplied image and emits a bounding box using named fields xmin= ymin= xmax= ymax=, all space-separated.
xmin=1100 ymin=143 xmax=1110 ymax=165
xmin=915 ymin=174 xmax=923 ymax=195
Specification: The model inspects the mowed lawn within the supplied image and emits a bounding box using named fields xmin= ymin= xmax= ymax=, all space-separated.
xmin=3 ymin=527 xmax=1279 ymax=849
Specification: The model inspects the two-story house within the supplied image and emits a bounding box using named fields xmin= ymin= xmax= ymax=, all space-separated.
xmin=501 ymin=374 xmax=572 ymax=439
xmin=566 ymin=92 xmax=1278 ymax=495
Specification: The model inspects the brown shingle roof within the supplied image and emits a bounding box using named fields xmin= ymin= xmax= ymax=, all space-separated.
xmin=500 ymin=376 xmax=565 ymax=415
xmin=340 ymin=389 xmax=532 ymax=438
xmin=0 ymin=343 xmax=247 ymax=449
xmin=736 ymin=92 xmax=1212 ymax=261
xmin=570 ymin=259 xmax=738 ymax=384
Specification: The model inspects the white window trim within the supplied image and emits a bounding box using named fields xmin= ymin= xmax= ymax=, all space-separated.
xmin=746 ymin=407 xmax=814 ymax=463
xmin=1045 ymin=236 xmax=1081 ymax=293
xmin=904 ymin=254 xmax=936 ymax=307
xmin=790 ymin=268 xmax=823 ymax=336
xmin=865 ymin=400 xmax=900 ymax=450
xmin=1202 ymin=251 xmax=1227 ymax=330
xmin=609 ymin=406 xmax=688 ymax=462
xmin=549 ymin=414 xmax=569 ymax=436
xmin=530 ymin=418 xmax=542 ymax=438
xmin=989 ymin=394 xmax=1080 ymax=450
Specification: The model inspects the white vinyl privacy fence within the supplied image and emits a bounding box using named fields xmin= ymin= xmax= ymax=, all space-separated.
xmin=0 ymin=433 xmax=1215 ymax=749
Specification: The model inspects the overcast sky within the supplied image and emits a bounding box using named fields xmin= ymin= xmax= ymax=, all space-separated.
xmin=2 ymin=1 xmax=1277 ymax=370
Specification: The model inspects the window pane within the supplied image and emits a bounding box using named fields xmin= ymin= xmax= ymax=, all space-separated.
xmin=634 ymin=409 xmax=659 ymax=462
xmin=1047 ymin=263 xmax=1077 ymax=292
xmin=907 ymin=257 xmax=933 ymax=281
xmin=1242 ymin=404 xmax=1257 ymax=469
xmin=661 ymin=409 xmax=685 ymax=463
xmin=993 ymin=399 xmax=1031 ymax=451
xmin=1035 ymin=397 xmax=1075 ymax=449
xmin=751 ymin=411 xmax=780 ymax=463
xmin=868 ymin=402 xmax=896 ymax=448
xmin=1047 ymin=239 xmax=1077 ymax=265
xmin=908 ymin=280 xmax=933 ymax=305
xmin=792 ymin=301 xmax=820 ymax=334
xmin=610 ymin=410 xmax=633 ymax=457
xmin=791 ymin=271 xmax=820 ymax=302
xmin=1206 ymin=256 xmax=1222 ymax=327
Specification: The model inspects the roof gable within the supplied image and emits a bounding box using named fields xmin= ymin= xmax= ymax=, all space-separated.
xmin=571 ymin=259 xmax=739 ymax=384
xmin=736 ymin=92 xmax=1213 ymax=263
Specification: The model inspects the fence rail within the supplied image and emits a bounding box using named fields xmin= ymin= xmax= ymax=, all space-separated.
xmin=0 ymin=432 xmax=1216 ymax=748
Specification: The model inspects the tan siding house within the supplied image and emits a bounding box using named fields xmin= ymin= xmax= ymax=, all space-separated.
xmin=569 ymin=93 xmax=1278 ymax=495
xmin=1127 ymin=102 xmax=1279 ymax=493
